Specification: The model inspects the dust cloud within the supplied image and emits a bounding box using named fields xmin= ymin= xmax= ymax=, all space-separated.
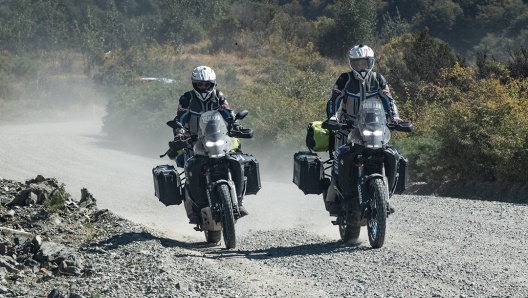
xmin=0 ymin=80 xmax=346 ymax=243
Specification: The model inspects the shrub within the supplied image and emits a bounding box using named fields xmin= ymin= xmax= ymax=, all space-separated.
xmin=44 ymin=183 xmax=70 ymax=213
xmin=428 ymin=77 xmax=528 ymax=182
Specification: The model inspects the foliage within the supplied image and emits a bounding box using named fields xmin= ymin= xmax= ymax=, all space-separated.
xmin=44 ymin=183 xmax=70 ymax=213
xmin=376 ymin=28 xmax=459 ymax=113
xmin=379 ymin=7 xmax=410 ymax=43
xmin=475 ymin=47 xmax=510 ymax=81
xmin=404 ymin=66 xmax=528 ymax=182
xmin=1 ymin=0 xmax=528 ymax=184
xmin=318 ymin=0 xmax=376 ymax=57
xmin=382 ymin=0 xmax=528 ymax=59
xmin=507 ymin=46 xmax=528 ymax=80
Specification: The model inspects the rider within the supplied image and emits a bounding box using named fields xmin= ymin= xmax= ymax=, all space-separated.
xmin=171 ymin=65 xmax=248 ymax=224
xmin=325 ymin=44 xmax=403 ymax=219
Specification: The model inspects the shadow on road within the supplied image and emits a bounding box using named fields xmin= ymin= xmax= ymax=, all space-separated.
xmin=84 ymin=231 xmax=370 ymax=258
xmin=198 ymin=241 xmax=371 ymax=260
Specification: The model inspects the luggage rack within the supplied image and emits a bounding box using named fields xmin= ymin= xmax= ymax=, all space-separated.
xmin=307 ymin=145 xmax=334 ymax=181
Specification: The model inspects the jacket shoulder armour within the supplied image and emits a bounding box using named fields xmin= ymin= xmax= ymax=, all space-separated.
xmin=179 ymin=91 xmax=193 ymax=105
xmin=216 ymin=90 xmax=226 ymax=99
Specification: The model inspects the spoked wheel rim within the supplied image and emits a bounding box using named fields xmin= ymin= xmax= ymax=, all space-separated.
xmin=366 ymin=178 xmax=388 ymax=248
xmin=218 ymin=184 xmax=236 ymax=249
xmin=367 ymin=199 xmax=379 ymax=239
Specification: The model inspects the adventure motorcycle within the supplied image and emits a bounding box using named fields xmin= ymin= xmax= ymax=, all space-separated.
xmin=157 ymin=110 xmax=260 ymax=249
xmin=322 ymin=98 xmax=413 ymax=248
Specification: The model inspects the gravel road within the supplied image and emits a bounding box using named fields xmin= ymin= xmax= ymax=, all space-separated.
xmin=1 ymin=116 xmax=527 ymax=297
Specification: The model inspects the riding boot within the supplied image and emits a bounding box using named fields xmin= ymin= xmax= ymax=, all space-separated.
xmin=348 ymin=210 xmax=363 ymax=226
xmin=184 ymin=197 xmax=200 ymax=225
xmin=387 ymin=200 xmax=395 ymax=214
xmin=325 ymin=182 xmax=341 ymax=216
xmin=238 ymin=198 xmax=249 ymax=217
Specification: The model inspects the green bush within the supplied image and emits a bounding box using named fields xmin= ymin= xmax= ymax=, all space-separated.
xmin=44 ymin=183 xmax=70 ymax=213
xmin=392 ymin=134 xmax=444 ymax=182
xmin=415 ymin=75 xmax=528 ymax=182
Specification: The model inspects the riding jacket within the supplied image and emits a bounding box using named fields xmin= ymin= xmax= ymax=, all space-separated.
xmin=326 ymin=71 xmax=399 ymax=123
xmin=175 ymin=89 xmax=236 ymax=135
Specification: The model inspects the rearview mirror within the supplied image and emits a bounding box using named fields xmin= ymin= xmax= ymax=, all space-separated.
xmin=236 ymin=110 xmax=249 ymax=121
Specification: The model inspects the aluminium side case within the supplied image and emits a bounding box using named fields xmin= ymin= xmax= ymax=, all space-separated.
xmin=152 ymin=164 xmax=184 ymax=206
xmin=293 ymin=151 xmax=324 ymax=195
xmin=236 ymin=153 xmax=261 ymax=195
xmin=394 ymin=156 xmax=409 ymax=194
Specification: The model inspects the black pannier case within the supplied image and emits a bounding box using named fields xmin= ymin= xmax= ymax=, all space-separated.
xmin=394 ymin=157 xmax=409 ymax=194
xmin=239 ymin=154 xmax=261 ymax=195
xmin=152 ymin=164 xmax=184 ymax=206
xmin=293 ymin=151 xmax=324 ymax=195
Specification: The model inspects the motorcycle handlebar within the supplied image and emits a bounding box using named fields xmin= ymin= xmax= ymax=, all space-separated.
xmin=229 ymin=128 xmax=254 ymax=139
xmin=323 ymin=119 xmax=414 ymax=133
xmin=322 ymin=120 xmax=353 ymax=130
xmin=387 ymin=121 xmax=413 ymax=133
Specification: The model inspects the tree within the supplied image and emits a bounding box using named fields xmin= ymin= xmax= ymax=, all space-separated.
xmin=317 ymin=0 xmax=376 ymax=58
xmin=404 ymin=28 xmax=457 ymax=83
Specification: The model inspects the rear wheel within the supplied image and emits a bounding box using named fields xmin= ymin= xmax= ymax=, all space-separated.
xmin=204 ymin=230 xmax=221 ymax=244
xmin=218 ymin=184 xmax=236 ymax=249
xmin=367 ymin=178 xmax=388 ymax=248
xmin=339 ymin=225 xmax=361 ymax=244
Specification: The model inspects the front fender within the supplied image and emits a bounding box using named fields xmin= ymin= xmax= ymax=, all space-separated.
xmin=206 ymin=179 xmax=239 ymax=209
xmin=358 ymin=174 xmax=387 ymax=205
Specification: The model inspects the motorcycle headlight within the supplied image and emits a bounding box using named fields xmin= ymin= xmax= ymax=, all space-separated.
xmin=366 ymin=144 xmax=381 ymax=148
xmin=205 ymin=140 xmax=225 ymax=147
xmin=363 ymin=130 xmax=383 ymax=136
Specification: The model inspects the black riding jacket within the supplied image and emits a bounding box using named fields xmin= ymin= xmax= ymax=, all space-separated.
xmin=326 ymin=71 xmax=399 ymax=123
xmin=175 ymin=89 xmax=236 ymax=135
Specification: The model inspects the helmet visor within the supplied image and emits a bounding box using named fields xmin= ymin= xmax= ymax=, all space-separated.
xmin=195 ymin=81 xmax=211 ymax=89
xmin=192 ymin=80 xmax=214 ymax=92
xmin=350 ymin=58 xmax=374 ymax=72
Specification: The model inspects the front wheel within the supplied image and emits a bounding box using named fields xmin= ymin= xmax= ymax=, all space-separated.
xmin=366 ymin=178 xmax=388 ymax=248
xmin=218 ymin=184 xmax=236 ymax=249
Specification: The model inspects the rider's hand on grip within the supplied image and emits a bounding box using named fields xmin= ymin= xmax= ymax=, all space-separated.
xmin=233 ymin=122 xmax=243 ymax=131
xmin=392 ymin=116 xmax=403 ymax=124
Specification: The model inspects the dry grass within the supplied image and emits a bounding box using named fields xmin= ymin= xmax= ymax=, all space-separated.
xmin=174 ymin=51 xmax=271 ymax=87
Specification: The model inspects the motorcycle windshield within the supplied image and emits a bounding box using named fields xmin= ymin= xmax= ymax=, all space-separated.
xmin=198 ymin=111 xmax=232 ymax=158
xmin=353 ymin=98 xmax=390 ymax=148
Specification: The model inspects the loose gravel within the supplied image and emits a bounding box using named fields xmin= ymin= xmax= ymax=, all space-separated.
xmin=1 ymin=177 xmax=527 ymax=298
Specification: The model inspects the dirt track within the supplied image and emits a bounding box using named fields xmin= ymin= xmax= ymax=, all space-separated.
xmin=0 ymin=116 xmax=339 ymax=241
xmin=1 ymin=116 xmax=527 ymax=297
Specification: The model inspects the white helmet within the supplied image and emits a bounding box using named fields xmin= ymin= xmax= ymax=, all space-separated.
xmin=349 ymin=44 xmax=375 ymax=79
xmin=191 ymin=66 xmax=216 ymax=101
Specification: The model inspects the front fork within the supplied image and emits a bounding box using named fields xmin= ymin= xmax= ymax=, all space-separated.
xmin=205 ymin=170 xmax=240 ymax=219
xmin=357 ymin=159 xmax=390 ymax=215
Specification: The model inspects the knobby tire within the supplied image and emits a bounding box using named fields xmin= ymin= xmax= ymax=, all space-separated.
xmin=367 ymin=178 xmax=388 ymax=248
xmin=218 ymin=184 xmax=236 ymax=249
